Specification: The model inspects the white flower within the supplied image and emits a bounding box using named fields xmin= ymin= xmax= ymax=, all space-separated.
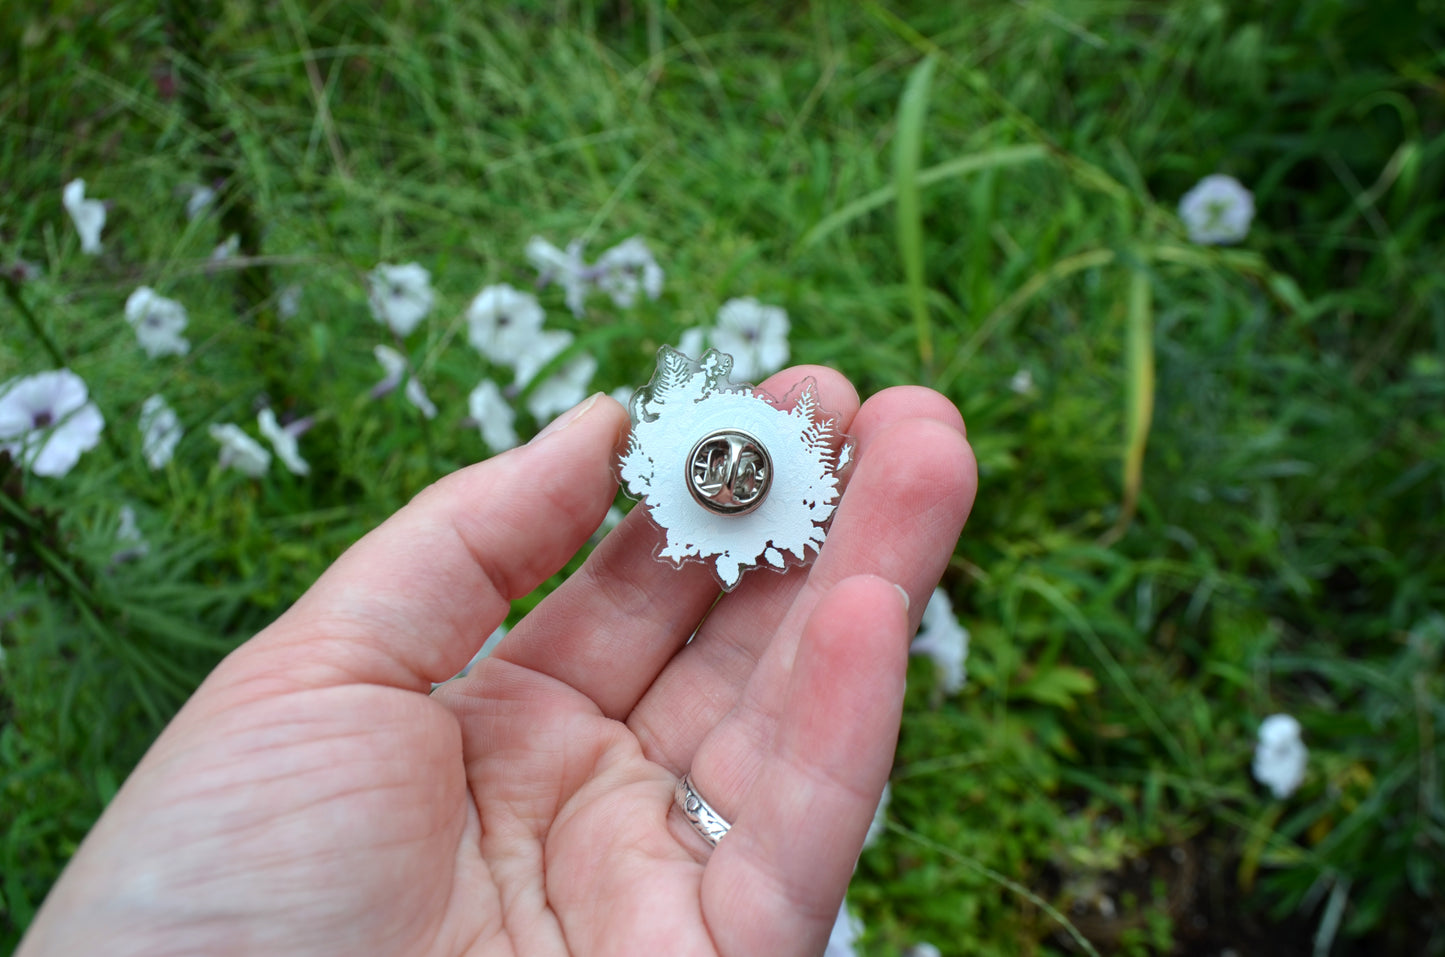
xmin=124 ymin=287 xmax=190 ymax=358
xmin=210 ymin=233 xmax=240 ymax=262
xmin=257 ymin=408 xmax=311 ymax=476
xmin=513 ymin=330 xmax=571 ymax=385
xmin=864 ymin=782 xmax=891 ymax=850
xmin=903 ymin=945 xmax=942 ymax=957
xmin=277 ymin=283 xmax=303 ymax=320
xmin=371 ymin=345 xmax=438 ymax=420
xmin=601 ymin=505 xmax=625 ymax=533
xmin=208 ymin=423 xmax=270 ymax=477
xmin=593 ymin=236 xmax=664 ymax=308
xmin=62 ymin=179 xmax=105 ymax=255
xmin=5 ymin=258 xmax=43 ymax=283
xmin=1253 ymin=713 xmax=1307 ymax=799
xmin=610 ymin=385 xmax=636 ymax=409
xmin=468 ymin=379 xmax=518 ymax=452
xmin=676 ymin=326 xmax=708 ymax=359
xmin=0 ymin=370 xmax=105 ymax=477
xmin=910 ymin=587 xmax=970 ymax=694
xmin=525 ymin=236 xmax=589 ymax=316
xmin=824 ymin=901 xmax=863 ymax=957
xmin=711 ymin=297 xmax=789 ymax=382
xmin=405 ymin=379 xmax=438 ymax=419
xmin=465 ymin=283 xmax=546 ymax=365
xmin=372 ymin=344 xmax=408 ymax=396
xmin=528 ymin=357 xmax=597 ymax=422
xmin=367 ymin=262 xmax=434 ymax=336
xmin=114 ymin=504 xmax=150 ymax=561
xmin=184 ymin=183 xmax=216 ymax=220
xmin=463 ymin=625 xmax=509 ymax=677
xmin=513 ymin=331 xmax=597 ymax=421
xmin=1179 ymin=174 xmax=1255 ymax=245
xmin=139 ymin=394 xmax=182 ymax=470
xmin=1010 ymin=368 xmax=1035 ymax=395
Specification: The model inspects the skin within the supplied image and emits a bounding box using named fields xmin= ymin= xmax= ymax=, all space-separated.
xmin=17 ymin=367 xmax=976 ymax=957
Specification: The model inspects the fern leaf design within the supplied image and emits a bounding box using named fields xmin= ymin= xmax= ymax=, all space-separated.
xmin=791 ymin=387 xmax=818 ymax=424
xmin=650 ymin=349 xmax=694 ymax=405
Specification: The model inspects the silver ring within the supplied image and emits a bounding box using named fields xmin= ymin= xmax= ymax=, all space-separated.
xmin=674 ymin=772 xmax=732 ymax=847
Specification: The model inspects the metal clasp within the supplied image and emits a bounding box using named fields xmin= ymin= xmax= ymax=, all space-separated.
xmin=687 ymin=429 xmax=771 ymax=515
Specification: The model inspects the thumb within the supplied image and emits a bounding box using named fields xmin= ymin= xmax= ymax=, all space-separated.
xmin=231 ymin=393 xmax=628 ymax=693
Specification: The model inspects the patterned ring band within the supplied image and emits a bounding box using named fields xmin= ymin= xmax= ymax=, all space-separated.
xmin=674 ymin=772 xmax=732 ymax=847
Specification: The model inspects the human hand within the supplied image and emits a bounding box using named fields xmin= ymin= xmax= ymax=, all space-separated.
xmin=18 ymin=366 xmax=976 ymax=957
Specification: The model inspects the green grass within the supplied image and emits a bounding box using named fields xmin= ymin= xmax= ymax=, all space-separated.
xmin=3 ymin=1 xmax=1444 ymax=953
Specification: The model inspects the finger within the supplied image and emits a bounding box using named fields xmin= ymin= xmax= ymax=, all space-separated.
xmin=490 ymin=366 xmax=861 ymax=719
xmin=231 ymin=394 xmax=630 ymax=693
xmin=630 ymin=387 xmax=976 ymax=773
xmin=701 ymin=575 xmax=908 ymax=957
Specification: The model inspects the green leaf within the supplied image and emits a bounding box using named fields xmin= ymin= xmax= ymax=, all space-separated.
xmin=893 ymin=54 xmax=938 ymax=371
xmin=1015 ymin=665 xmax=1098 ymax=709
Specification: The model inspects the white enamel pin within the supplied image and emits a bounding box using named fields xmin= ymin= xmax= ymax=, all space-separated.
xmin=618 ymin=347 xmax=854 ymax=590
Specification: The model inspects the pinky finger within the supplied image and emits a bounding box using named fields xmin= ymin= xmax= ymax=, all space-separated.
xmin=699 ymin=575 xmax=909 ymax=957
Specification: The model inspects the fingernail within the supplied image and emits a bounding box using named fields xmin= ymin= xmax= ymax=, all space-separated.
xmin=530 ymin=392 xmax=602 ymax=444
xmin=893 ymin=583 xmax=911 ymax=612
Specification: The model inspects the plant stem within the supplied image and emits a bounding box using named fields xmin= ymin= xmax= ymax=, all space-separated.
xmin=2 ymin=274 xmax=68 ymax=370
xmin=166 ymin=0 xmax=285 ymax=401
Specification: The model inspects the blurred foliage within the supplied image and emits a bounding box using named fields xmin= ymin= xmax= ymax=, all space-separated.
xmin=2 ymin=0 xmax=1443 ymax=954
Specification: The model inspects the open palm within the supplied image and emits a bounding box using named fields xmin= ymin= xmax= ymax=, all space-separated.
xmin=19 ymin=367 xmax=975 ymax=957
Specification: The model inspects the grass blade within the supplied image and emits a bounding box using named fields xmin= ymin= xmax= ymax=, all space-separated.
xmin=798 ymin=144 xmax=1047 ymax=248
xmin=1103 ymin=266 xmax=1154 ymax=544
xmin=893 ymin=54 xmax=938 ymax=372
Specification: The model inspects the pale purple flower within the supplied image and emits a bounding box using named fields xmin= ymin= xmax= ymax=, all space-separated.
xmin=910 ymin=587 xmax=970 ymax=694
xmin=4 ymin=259 xmax=43 ymax=283
xmin=1179 ymin=174 xmax=1255 ymax=245
xmin=367 ymin=262 xmax=434 ymax=336
xmin=124 ymin=287 xmax=190 ymax=358
xmin=824 ymin=901 xmax=863 ymax=957
xmin=711 ymin=297 xmax=789 ymax=382
xmin=1253 ymin=714 xmax=1307 ymax=799
xmin=62 ymin=179 xmax=105 ymax=255
xmin=277 ymin=283 xmax=303 ymax=320
xmin=676 ymin=326 xmax=707 ymax=359
xmin=113 ymin=504 xmax=150 ymax=562
xmin=462 ymin=624 xmax=508 ymax=676
xmin=208 ymin=423 xmax=270 ymax=477
xmin=593 ymin=236 xmax=664 ymax=308
xmin=0 ymin=370 xmax=105 ymax=477
xmin=513 ymin=330 xmax=596 ymax=421
xmin=405 ymin=379 xmax=437 ymax=419
xmin=465 ymin=283 xmax=546 ymax=365
xmin=527 ymin=355 xmax=598 ymax=422
xmin=431 ymin=624 xmax=510 ymax=690
xmin=1010 ymin=368 xmax=1035 ymax=395
xmin=371 ymin=344 xmax=408 ymax=397
xmin=138 ymin=394 xmax=182 ymax=470
xmin=210 ymin=233 xmax=240 ymax=262
xmin=468 ymin=379 xmax=518 ymax=452
xmin=257 ymin=408 xmax=311 ymax=476
xmin=371 ymin=345 xmax=437 ymax=420
xmin=863 ymin=782 xmax=891 ymax=850
xmin=184 ymin=183 xmax=216 ymax=220
xmin=525 ymin=236 xmax=589 ymax=316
